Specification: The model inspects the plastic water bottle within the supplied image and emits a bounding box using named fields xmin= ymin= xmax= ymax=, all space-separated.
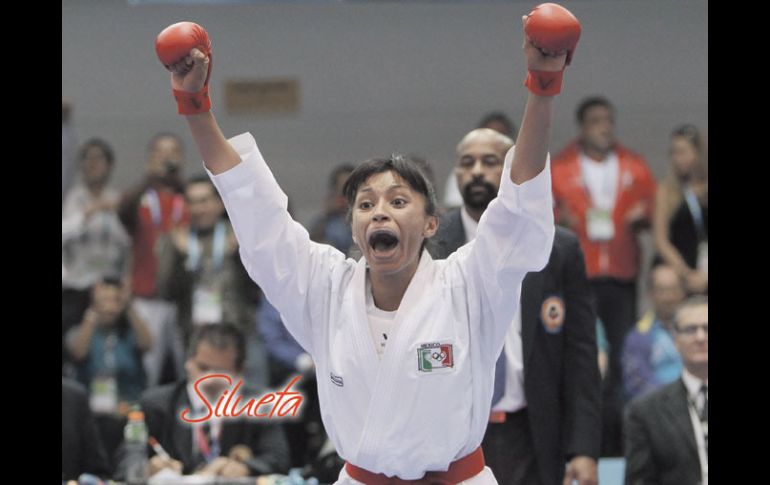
xmin=288 ymin=468 xmax=303 ymax=485
xmin=124 ymin=407 xmax=149 ymax=485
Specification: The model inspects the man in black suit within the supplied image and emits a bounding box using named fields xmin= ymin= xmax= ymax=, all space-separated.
xmin=62 ymin=378 xmax=111 ymax=480
xmin=428 ymin=127 xmax=601 ymax=485
xmin=624 ymin=296 xmax=708 ymax=485
xmin=118 ymin=323 xmax=289 ymax=479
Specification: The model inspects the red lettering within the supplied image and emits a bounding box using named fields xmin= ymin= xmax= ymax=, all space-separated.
xmin=277 ymin=396 xmax=303 ymax=417
xmin=270 ymin=376 xmax=302 ymax=418
xmin=180 ymin=374 xmax=231 ymax=423
xmin=179 ymin=374 xmax=305 ymax=423
xmin=254 ymin=394 xmax=276 ymax=417
xmin=223 ymin=380 xmax=242 ymax=416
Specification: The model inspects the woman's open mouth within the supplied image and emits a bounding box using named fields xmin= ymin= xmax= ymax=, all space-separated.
xmin=368 ymin=229 xmax=400 ymax=257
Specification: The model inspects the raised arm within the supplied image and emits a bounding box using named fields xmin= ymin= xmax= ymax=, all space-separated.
xmin=154 ymin=23 xmax=347 ymax=356
xmin=67 ymin=308 xmax=99 ymax=362
xmin=455 ymin=4 xmax=580 ymax=352
xmin=511 ymin=4 xmax=580 ymax=184
xmin=511 ymin=94 xmax=556 ymax=185
xmin=156 ymin=22 xmax=240 ymax=174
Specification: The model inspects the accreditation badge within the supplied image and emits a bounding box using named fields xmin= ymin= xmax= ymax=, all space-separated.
xmin=586 ymin=208 xmax=614 ymax=241
xmin=192 ymin=286 xmax=223 ymax=325
xmin=90 ymin=375 xmax=118 ymax=414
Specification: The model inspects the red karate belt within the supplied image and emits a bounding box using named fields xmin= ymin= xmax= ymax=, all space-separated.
xmin=344 ymin=446 xmax=485 ymax=485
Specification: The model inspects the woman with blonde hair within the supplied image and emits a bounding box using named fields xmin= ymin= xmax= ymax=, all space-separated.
xmin=653 ymin=124 xmax=708 ymax=294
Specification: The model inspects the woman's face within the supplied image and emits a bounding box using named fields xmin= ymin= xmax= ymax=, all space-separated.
xmin=669 ymin=135 xmax=700 ymax=178
xmin=350 ymin=170 xmax=437 ymax=278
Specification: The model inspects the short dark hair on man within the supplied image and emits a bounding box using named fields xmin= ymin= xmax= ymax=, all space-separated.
xmin=342 ymin=154 xmax=437 ymax=223
xmin=188 ymin=323 xmax=246 ymax=371
xmin=78 ymin=138 xmax=115 ymax=167
xmin=98 ymin=276 xmax=123 ymax=288
xmin=146 ymin=132 xmax=184 ymax=154
xmin=576 ymin=96 xmax=615 ymax=124
xmin=478 ymin=111 xmax=518 ymax=139
xmin=186 ymin=174 xmax=219 ymax=196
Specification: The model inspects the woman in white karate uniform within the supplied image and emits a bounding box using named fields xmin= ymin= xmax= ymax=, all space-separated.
xmin=158 ymin=9 xmax=577 ymax=484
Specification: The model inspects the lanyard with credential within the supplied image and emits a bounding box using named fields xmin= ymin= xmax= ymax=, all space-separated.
xmin=79 ymin=211 xmax=113 ymax=247
xmin=186 ymin=221 xmax=227 ymax=272
xmin=146 ymin=189 xmax=185 ymax=228
xmin=195 ymin=422 xmax=220 ymax=464
xmin=683 ymin=187 xmax=705 ymax=241
xmin=687 ymin=391 xmax=708 ymax=477
xmin=78 ymin=192 xmax=113 ymax=247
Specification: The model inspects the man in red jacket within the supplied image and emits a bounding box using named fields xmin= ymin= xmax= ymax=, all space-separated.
xmin=552 ymin=96 xmax=656 ymax=456
xmin=118 ymin=133 xmax=189 ymax=387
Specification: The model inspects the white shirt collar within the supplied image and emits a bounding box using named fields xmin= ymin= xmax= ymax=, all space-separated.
xmin=682 ymin=368 xmax=708 ymax=483
xmin=579 ymin=150 xmax=620 ymax=211
xmin=681 ymin=368 xmax=707 ymax=399
xmin=460 ymin=205 xmax=479 ymax=243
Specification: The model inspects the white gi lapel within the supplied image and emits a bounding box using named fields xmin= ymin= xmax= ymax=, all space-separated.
xmin=348 ymin=256 xmax=380 ymax=385
xmin=355 ymin=250 xmax=436 ymax=465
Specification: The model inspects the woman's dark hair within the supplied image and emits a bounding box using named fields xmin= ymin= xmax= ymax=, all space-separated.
xmin=342 ymin=153 xmax=437 ymax=223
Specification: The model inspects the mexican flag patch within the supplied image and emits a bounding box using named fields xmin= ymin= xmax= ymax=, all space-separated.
xmin=417 ymin=342 xmax=454 ymax=373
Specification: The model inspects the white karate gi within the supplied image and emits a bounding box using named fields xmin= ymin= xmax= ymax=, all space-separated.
xmin=207 ymin=133 xmax=554 ymax=482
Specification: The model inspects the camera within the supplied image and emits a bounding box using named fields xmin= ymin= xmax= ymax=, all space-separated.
xmin=163 ymin=160 xmax=179 ymax=175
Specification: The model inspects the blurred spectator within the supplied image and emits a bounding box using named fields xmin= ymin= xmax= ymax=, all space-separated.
xmin=62 ymin=97 xmax=77 ymax=200
xmin=156 ymin=175 xmax=268 ymax=389
xmin=116 ymin=324 xmax=289 ymax=479
xmin=653 ymin=124 xmax=708 ymax=295
xmin=308 ymin=163 xmax=355 ymax=255
xmin=118 ymin=132 xmax=188 ymax=386
xmin=66 ymin=278 xmax=152 ymax=414
xmin=552 ymin=96 xmax=656 ymax=456
xmin=62 ymin=138 xmax=131 ymax=343
xmin=622 ymin=263 xmax=685 ymax=402
xmin=62 ymin=377 xmax=111 ymax=481
xmin=478 ymin=111 xmax=518 ymax=140
xmin=624 ymin=296 xmax=708 ymax=485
